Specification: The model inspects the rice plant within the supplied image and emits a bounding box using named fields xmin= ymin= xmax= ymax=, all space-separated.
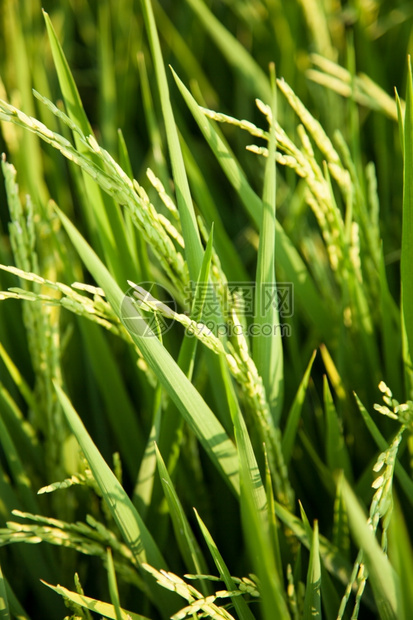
xmin=0 ymin=1 xmax=412 ymax=619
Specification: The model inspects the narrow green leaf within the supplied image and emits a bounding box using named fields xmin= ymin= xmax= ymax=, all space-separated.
xmin=401 ymin=57 xmax=413 ymax=380
xmin=273 ymin=500 xmax=353 ymax=587
xmin=181 ymin=137 xmax=249 ymax=282
xmin=133 ymin=386 xmax=162 ymax=517
xmin=219 ymin=354 xmax=288 ymax=618
xmin=42 ymin=10 xmax=91 ymax=137
xmin=136 ymin=51 xmax=169 ymax=188
xmin=117 ymin=129 xmax=134 ymax=180
xmin=172 ymin=69 xmax=332 ymax=338
xmin=106 ymin=548 xmax=123 ymax=620
xmin=395 ymin=88 xmax=404 ymax=149
xmin=332 ymin=482 xmax=350 ymax=560
xmin=0 ymin=342 xmax=38 ymax=416
xmin=253 ymin=65 xmax=283 ymax=422
xmin=388 ymin=496 xmax=413 ymax=617
xmin=155 ymin=444 xmax=209 ymax=588
xmin=98 ymin=3 xmax=117 ymax=153
xmin=53 ymin=382 xmax=176 ymax=616
xmin=78 ymin=321 xmax=144 ymax=479
xmin=0 ymin=411 xmax=39 ymax=514
xmin=303 ymin=521 xmax=321 ymax=620
xmin=0 ymin=561 xmax=10 ymax=620
xmin=240 ymin=469 xmax=290 ymax=620
xmin=220 ymin=355 xmax=267 ymax=516
xmin=5 ymin=0 xmax=47 ymax=206
xmin=0 ymin=383 xmax=42 ymax=472
xmin=298 ymin=500 xmax=312 ymax=540
xmin=56 ymin=206 xmax=240 ymax=495
xmin=319 ymin=562 xmax=341 ymax=620
xmin=264 ymin=452 xmax=283 ymax=579
xmin=41 ymin=581 xmax=149 ymax=620
xmin=194 ymin=509 xmax=256 ymax=620
xmin=2 ymin=574 xmax=30 ymax=620
xmin=140 ymin=0 xmax=203 ymax=281
xmin=324 ymin=376 xmax=352 ymax=480
xmin=43 ymin=10 xmax=134 ymax=285
xmin=340 ymin=476 xmax=401 ymax=620
xmin=378 ymin=247 xmax=402 ymax=396
xmin=282 ymin=351 xmax=316 ymax=463
xmin=177 ymin=222 xmax=215 ymax=378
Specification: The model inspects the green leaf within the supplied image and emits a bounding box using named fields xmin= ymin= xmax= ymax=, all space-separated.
xmin=133 ymin=386 xmax=162 ymax=517
xmin=219 ymin=353 xmax=289 ymax=618
xmin=172 ymin=69 xmax=332 ymax=339
xmin=340 ymin=475 xmax=401 ymax=620
xmin=2 ymin=575 xmax=30 ymax=620
xmin=194 ymin=509 xmax=256 ymax=620
xmin=180 ymin=133 xmax=249 ymax=283
xmin=0 ymin=561 xmax=10 ymax=620
xmin=388 ymin=495 xmax=413 ymax=617
xmin=0 ymin=340 xmax=39 ymax=418
xmin=42 ymin=581 xmax=149 ymax=620
xmin=43 ymin=10 xmax=134 ymax=285
xmin=177 ymin=222 xmax=215 ymax=378
xmin=155 ymin=444 xmax=209 ymax=589
xmin=77 ymin=321 xmax=144 ymax=479
xmin=240 ymin=469 xmax=290 ymax=620
xmin=253 ymin=65 xmax=283 ymax=422
xmin=303 ymin=521 xmax=321 ymax=620
xmin=53 ymin=382 xmax=175 ymax=616
xmin=140 ymin=0 xmax=203 ymax=281
xmin=282 ymin=351 xmax=316 ymax=463
xmin=378 ymin=247 xmax=402 ymax=396
xmin=401 ymin=57 xmax=413 ymax=381
xmin=273 ymin=500 xmax=353 ymax=587
xmin=332 ymin=482 xmax=350 ymax=560
xmin=56 ymin=206 xmax=240 ymax=495
xmin=264 ymin=452 xmax=283 ymax=579
xmin=324 ymin=376 xmax=352 ymax=480
xmin=106 ymin=548 xmax=123 ymax=620
xmin=222 ymin=361 xmax=289 ymax=619
xmin=0 ymin=409 xmax=39 ymax=514
xmin=219 ymin=355 xmax=267 ymax=517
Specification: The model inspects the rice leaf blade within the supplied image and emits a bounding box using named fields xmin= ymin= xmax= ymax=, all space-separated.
xmin=253 ymin=67 xmax=283 ymax=422
xmin=340 ymin=476 xmax=401 ymax=620
xmin=106 ymin=548 xmax=123 ymax=620
xmin=282 ymin=351 xmax=316 ymax=463
xmin=41 ymin=581 xmax=149 ymax=620
xmin=303 ymin=521 xmax=321 ymax=620
xmin=401 ymin=58 xmax=413 ymax=363
xmin=140 ymin=0 xmax=203 ymax=281
xmin=194 ymin=509 xmax=256 ymax=620
xmin=154 ymin=445 xmax=209 ymax=584
xmin=172 ymin=70 xmax=332 ymax=337
xmin=56 ymin=206 xmax=240 ymax=495
xmin=43 ymin=10 xmax=134 ymax=285
xmin=0 ymin=560 xmax=10 ymax=620
xmin=53 ymin=382 xmax=176 ymax=615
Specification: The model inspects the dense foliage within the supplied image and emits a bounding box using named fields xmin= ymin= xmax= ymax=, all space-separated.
xmin=0 ymin=1 xmax=413 ymax=619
